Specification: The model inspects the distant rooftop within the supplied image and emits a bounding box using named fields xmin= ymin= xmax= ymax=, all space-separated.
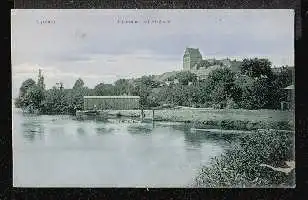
xmin=185 ymin=47 xmax=201 ymax=55
xmin=84 ymin=96 xmax=140 ymax=99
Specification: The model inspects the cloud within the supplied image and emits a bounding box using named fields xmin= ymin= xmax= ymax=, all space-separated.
xmin=12 ymin=51 xmax=180 ymax=95
xmin=11 ymin=9 xmax=294 ymax=97
xmin=11 ymin=9 xmax=293 ymax=62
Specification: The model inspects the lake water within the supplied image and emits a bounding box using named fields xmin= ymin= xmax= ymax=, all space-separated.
xmin=13 ymin=109 xmax=232 ymax=187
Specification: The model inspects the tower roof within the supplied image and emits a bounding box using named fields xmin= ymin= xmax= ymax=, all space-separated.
xmin=184 ymin=47 xmax=201 ymax=55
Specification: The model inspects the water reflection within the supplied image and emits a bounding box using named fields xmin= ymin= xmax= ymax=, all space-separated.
xmin=127 ymin=124 xmax=154 ymax=135
xmin=95 ymin=127 xmax=116 ymax=135
xmin=168 ymin=123 xmax=235 ymax=148
xmin=21 ymin=121 xmax=44 ymax=142
xmin=77 ymin=127 xmax=86 ymax=135
xmin=49 ymin=126 xmax=65 ymax=135
xmin=75 ymin=115 xmax=109 ymax=122
xmin=14 ymin=110 xmax=230 ymax=187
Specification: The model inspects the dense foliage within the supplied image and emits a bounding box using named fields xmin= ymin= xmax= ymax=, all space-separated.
xmin=241 ymin=58 xmax=273 ymax=78
xmin=14 ymin=58 xmax=293 ymax=114
xmin=195 ymin=130 xmax=295 ymax=187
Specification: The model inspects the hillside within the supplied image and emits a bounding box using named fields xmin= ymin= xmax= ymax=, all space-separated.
xmin=152 ymin=60 xmax=243 ymax=82
xmin=133 ymin=60 xmax=293 ymax=83
xmin=229 ymin=61 xmax=243 ymax=72
xmin=153 ymin=71 xmax=180 ymax=82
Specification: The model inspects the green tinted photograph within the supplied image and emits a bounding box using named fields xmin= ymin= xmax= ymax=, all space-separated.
xmin=12 ymin=9 xmax=295 ymax=188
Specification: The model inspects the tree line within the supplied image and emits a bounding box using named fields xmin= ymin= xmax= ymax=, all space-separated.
xmin=14 ymin=58 xmax=293 ymax=114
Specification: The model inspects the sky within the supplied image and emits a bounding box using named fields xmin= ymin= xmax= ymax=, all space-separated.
xmin=11 ymin=9 xmax=294 ymax=98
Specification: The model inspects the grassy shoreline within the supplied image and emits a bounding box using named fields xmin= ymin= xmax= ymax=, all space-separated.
xmin=101 ymin=108 xmax=294 ymax=131
xmin=194 ymin=129 xmax=295 ymax=187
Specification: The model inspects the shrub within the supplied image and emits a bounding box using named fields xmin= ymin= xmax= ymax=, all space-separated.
xmin=212 ymin=103 xmax=223 ymax=109
xmin=219 ymin=120 xmax=234 ymax=130
xmin=254 ymin=121 xmax=294 ymax=131
xmin=287 ymin=120 xmax=294 ymax=130
xmin=199 ymin=102 xmax=211 ymax=108
xmin=226 ymin=98 xmax=239 ymax=109
xmin=275 ymin=121 xmax=292 ymax=130
xmin=195 ymin=130 xmax=295 ymax=187
xmin=235 ymin=76 xmax=273 ymax=110
xmin=193 ymin=120 xmax=219 ymax=129
xmin=233 ymin=120 xmax=249 ymax=130
xmin=246 ymin=121 xmax=259 ymax=130
xmin=204 ymin=120 xmax=219 ymax=127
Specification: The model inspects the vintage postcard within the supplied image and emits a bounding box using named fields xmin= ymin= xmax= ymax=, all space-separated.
xmin=11 ymin=9 xmax=295 ymax=188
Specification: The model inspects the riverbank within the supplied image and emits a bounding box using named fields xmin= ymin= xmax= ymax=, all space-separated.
xmin=101 ymin=108 xmax=294 ymax=131
xmin=194 ymin=128 xmax=295 ymax=187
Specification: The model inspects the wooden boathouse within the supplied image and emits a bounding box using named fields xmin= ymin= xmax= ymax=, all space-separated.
xmin=83 ymin=96 xmax=140 ymax=110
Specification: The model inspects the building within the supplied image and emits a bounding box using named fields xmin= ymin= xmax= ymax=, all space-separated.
xmin=281 ymin=84 xmax=295 ymax=110
xmin=182 ymin=47 xmax=241 ymax=80
xmin=191 ymin=65 xmax=222 ymax=80
xmin=83 ymin=96 xmax=140 ymax=110
xmin=220 ymin=59 xmax=232 ymax=68
xmin=183 ymin=48 xmax=203 ymax=71
xmin=272 ymin=66 xmax=295 ymax=79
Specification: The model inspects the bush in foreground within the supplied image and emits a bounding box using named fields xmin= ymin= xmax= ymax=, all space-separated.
xmin=194 ymin=130 xmax=295 ymax=187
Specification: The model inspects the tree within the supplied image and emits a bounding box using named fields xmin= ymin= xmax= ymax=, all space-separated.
xmin=72 ymin=78 xmax=85 ymax=90
xmin=147 ymin=88 xmax=161 ymax=107
xmin=37 ymin=69 xmax=45 ymax=89
xmin=59 ymin=82 xmax=64 ymax=90
xmin=207 ymin=67 xmax=235 ymax=87
xmin=191 ymin=81 xmax=211 ymax=106
xmin=212 ymin=59 xmax=222 ymax=66
xmin=94 ymin=83 xmax=115 ymax=96
xmin=131 ymin=76 xmax=160 ymax=108
xmin=134 ymin=83 xmax=150 ymax=108
xmin=175 ymin=71 xmax=197 ymax=85
xmin=210 ymin=82 xmax=229 ymax=108
xmin=206 ymin=67 xmax=236 ymax=108
xmin=197 ymin=60 xmax=212 ymax=69
xmin=15 ymin=78 xmax=37 ymax=108
xmin=161 ymin=84 xmax=193 ymax=107
xmin=169 ymin=85 xmax=183 ymax=106
xmin=166 ymin=74 xmax=176 ymax=81
xmin=22 ymin=85 xmax=45 ymax=110
xmin=67 ymin=89 xmax=85 ymax=113
xmin=68 ymin=79 xmax=93 ymax=112
xmin=19 ymin=79 xmax=36 ymax=97
xmin=41 ymin=86 xmax=68 ymax=114
xmin=234 ymin=75 xmax=272 ymax=109
xmin=137 ymin=75 xmax=160 ymax=88
xmin=158 ymin=86 xmax=174 ymax=105
xmin=266 ymin=67 xmax=293 ymax=109
xmin=240 ymin=58 xmax=273 ymax=78
xmin=114 ymin=79 xmax=133 ymax=95
xmin=182 ymin=85 xmax=195 ymax=106
xmin=273 ymin=66 xmax=293 ymax=88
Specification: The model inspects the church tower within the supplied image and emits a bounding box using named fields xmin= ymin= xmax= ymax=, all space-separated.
xmin=183 ymin=47 xmax=202 ymax=71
